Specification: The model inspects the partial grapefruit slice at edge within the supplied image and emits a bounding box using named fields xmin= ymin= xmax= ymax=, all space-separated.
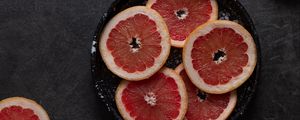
xmin=115 ymin=68 xmax=188 ymax=120
xmin=147 ymin=0 xmax=218 ymax=48
xmin=175 ymin=64 xmax=237 ymax=120
xmin=0 ymin=97 xmax=50 ymax=120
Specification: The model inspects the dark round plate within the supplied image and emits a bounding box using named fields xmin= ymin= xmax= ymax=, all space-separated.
xmin=91 ymin=0 xmax=261 ymax=119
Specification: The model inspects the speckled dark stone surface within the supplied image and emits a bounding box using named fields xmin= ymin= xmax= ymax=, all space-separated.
xmin=0 ymin=0 xmax=299 ymax=120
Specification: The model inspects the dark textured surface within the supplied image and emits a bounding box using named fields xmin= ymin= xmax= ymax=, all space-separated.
xmin=0 ymin=0 xmax=299 ymax=120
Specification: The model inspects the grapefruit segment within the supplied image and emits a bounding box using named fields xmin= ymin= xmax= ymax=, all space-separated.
xmin=183 ymin=20 xmax=257 ymax=94
xmin=100 ymin=6 xmax=171 ymax=81
xmin=147 ymin=0 xmax=218 ymax=47
xmin=115 ymin=68 xmax=188 ymax=120
xmin=0 ymin=97 xmax=50 ymax=120
xmin=175 ymin=64 xmax=237 ymax=120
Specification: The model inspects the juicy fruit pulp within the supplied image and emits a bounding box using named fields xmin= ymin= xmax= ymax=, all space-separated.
xmin=100 ymin=6 xmax=171 ymax=81
xmin=0 ymin=106 xmax=39 ymax=120
xmin=149 ymin=0 xmax=215 ymax=41
xmin=178 ymin=68 xmax=232 ymax=120
xmin=116 ymin=68 xmax=188 ymax=120
xmin=183 ymin=20 xmax=256 ymax=94
xmin=121 ymin=73 xmax=181 ymax=119
xmin=107 ymin=14 xmax=162 ymax=73
xmin=191 ymin=28 xmax=248 ymax=85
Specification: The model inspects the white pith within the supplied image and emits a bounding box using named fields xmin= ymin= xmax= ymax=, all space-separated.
xmin=100 ymin=6 xmax=170 ymax=81
xmin=129 ymin=37 xmax=142 ymax=53
xmin=144 ymin=92 xmax=157 ymax=106
xmin=197 ymin=92 xmax=206 ymax=102
xmin=146 ymin=0 xmax=219 ymax=48
xmin=0 ymin=97 xmax=50 ymax=120
xmin=213 ymin=48 xmax=227 ymax=64
xmin=115 ymin=68 xmax=188 ymax=120
xmin=174 ymin=8 xmax=189 ymax=20
xmin=183 ymin=20 xmax=257 ymax=94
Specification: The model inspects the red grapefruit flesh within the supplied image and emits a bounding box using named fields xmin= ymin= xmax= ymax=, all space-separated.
xmin=175 ymin=64 xmax=237 ymax=120
xmin=147 ymin=0 xmax=218 ymax=47
xmin=0 ymin=97 xmax=50 ymax=120
xmin=183 ymin=20 xmax=257 ymax=94
xmin=115 ymin=68 xmax=188 ymax=120
xmin=100 ymin=6 xmax=171 ymax=81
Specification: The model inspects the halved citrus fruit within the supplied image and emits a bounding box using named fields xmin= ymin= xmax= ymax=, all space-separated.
xmin=115 ymin=68 xmax=188 ymax=120
xmin=175 ymin=64 xmax=237 ymax=120
xmin=100 ymin=6 xmax=171 ymax=81
xmin=183 ymin=20 xmax=257 ymax=94
xmin=147 ymin=0 xmax=218 ymax=47
xmin=0 ymin=97 xmax=50 ymax=120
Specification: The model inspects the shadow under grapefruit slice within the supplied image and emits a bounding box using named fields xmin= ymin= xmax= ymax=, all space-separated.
xmin=175 ymin=64 xmax=237 ymax=120
xmin=183 ymin=20 xmax=257 ymax=94
xmin=0 ymin=97 xmax=50 ymax=120
xmin=100 ymin=6 xmax=171 ymax=81
xmin=115 ymin=68 xmax=188 ymax=120
xmin=147 ymin=0 xmax=218 ymax=47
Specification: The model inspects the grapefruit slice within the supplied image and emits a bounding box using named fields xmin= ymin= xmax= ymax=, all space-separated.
xmin=115 ymin=68 xmax=188 ymax=120
xmin=0 ymin=97 xmax=50 ymax=120
xmin=175 ymin=64 xmax=237 ymax=120
xmin=100 ymin=6 xmax=171 ymax=81
xmin=183 ymin=20 xmax=257 ymax=94
xmin=147 ymin=0 xmax=218 ymax=47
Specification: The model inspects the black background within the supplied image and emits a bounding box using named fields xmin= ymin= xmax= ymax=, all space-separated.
xmin=0 ymin=0 xmax=299 ymax=120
